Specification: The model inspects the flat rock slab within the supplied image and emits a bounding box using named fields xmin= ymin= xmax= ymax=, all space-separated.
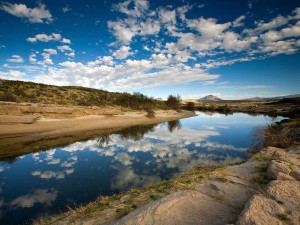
xmin=194 ymin=179 xmax=253 ymax=205
xmin=267 ymin=180 xmax=300 ymax=211
xmin=114 ymin=190 xmax=236 ymax=225
xmin=236 ymin=194 xmax=284 ymax=225
xmin=223 ymin=160 xmax=263 ymax=182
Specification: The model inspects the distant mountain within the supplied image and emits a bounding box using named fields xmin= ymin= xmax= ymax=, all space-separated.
xmin=200 ymin=95 xmax=223 ymax=102
xmin=245 ymin=94 xmax=300 ymax=101
xmin=268 ymin=94 xmax=300 ymax=100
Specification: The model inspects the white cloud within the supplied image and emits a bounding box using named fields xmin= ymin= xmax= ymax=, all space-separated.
xmin=62 ymin=5 xmax=71 ymax=13
xmin=114 ymin=0 xmax=149 ymax=18
xmin=113 ymin=46 xmax=133 ymax=59
xmin=44 ymin=49 xmax=57 ymax=55
xmin=27 ymin=33 xmax=72 ymax=45
xmin=57 ymin=45 xmax=73 ymax=52
xmin=0 ymin=2 xmax=53 ymax=23
xmin=0 ymin=70 xmax=25 ymax=79
xmin=232 ymin=15 xmax=246 ymax=27
xmin=158 ymin=8 xmax=176 ymax=25
xmin=29 ymin=53 xmax=37 ymax=63
xmin=61 ymin=38 xmax=71 ymax=44
xmin=33 ymin=58 xmax=219 ymax=91
xmin=27 ymin=33 xmax=61 ymax=43
xmin=6 ymin=55 xmax=24 ymax=63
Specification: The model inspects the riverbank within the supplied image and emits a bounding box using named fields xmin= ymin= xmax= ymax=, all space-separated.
xmin=0 ymin=102 xmax=195 ymax=159
xmin=33 ymin=117 xmax=300 ymax=225
xmin=33 ymin=145 xmax=300 ymax=225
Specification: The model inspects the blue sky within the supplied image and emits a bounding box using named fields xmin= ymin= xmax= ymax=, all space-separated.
xmin=0 ymin=0 xmax=299 ymax=99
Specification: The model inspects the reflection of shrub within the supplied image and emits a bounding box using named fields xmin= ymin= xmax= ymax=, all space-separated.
xmin=117 ymin=124 xmax=156 ymax=141
xmin=145 ymin=107 xmax=155 ymax=118
xmin=167 ymin=120 xmax=182 ymax=132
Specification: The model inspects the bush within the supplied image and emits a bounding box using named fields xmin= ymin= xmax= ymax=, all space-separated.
xmin=0 ymin=92 xmax=18 ymax=102
xmin=166 ymin=95 xmax=181 ymax=110
xmin=145 ymin=107 xmax=155 ymax=118
xmin=186 ymin=102 xmax=195 ymax=110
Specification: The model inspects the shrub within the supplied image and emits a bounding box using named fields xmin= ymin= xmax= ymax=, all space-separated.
xmin=186 ymin=102 xmax=195 ymax=110
xmin=166 ymin=94 xmax=181 ymax=110
xmin=0 ymin=92 xmax=18 ymax=102
xmin=145 ymin=107 xmax=155 ymax=118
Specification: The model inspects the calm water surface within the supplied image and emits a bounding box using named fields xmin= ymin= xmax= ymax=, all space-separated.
xmin=0 ymin=112 xmax=282 ymax=224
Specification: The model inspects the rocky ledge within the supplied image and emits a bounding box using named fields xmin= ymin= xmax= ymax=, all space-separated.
xmin=115 ymin=146 xmax=300 ymax=225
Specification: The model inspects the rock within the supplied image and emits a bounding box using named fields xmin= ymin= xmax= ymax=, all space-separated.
xmin=223 ymin=161 xmax=264 ymax=182
xmin=236 ymin=194 xmax=284 ymax=225
xmin=194 ymin=179 xmax=253 ymax=205
xmin=291 ymin=166 xmax=300 ymax=180
xmin=261 ymin=147 xmax=285 ymax=158
xmin=290 ymin=211 xmax=300 ymax=225
xmin=114 ymin=190 xmax=236 ymax=225
xmin=285 ymin=156 xmax=300 ymax=167
xmin=225 ymin=176 xmax=249 ymax=186
xmin=266 ymin=180 xmax=300 ymax=211
xmin=267 ymin=160 xmax=292 ymax=179
xmin=276 ymin=172 xmax=296 ymax=181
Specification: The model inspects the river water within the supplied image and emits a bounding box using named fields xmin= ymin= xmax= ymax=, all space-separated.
xmin=0 ymin=112 xmax=282 ymax=224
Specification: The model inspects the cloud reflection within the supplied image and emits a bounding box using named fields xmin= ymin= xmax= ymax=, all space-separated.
xmin=8 ymin=189 xmax=58 ymax=209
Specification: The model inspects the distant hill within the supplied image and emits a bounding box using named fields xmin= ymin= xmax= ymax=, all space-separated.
xmin=200 ymin=95 xmax=223 ymax=102
xmin=0 ymin=79 xmax=165 ymax=110
xmin=245 ymin=94 xmax=300 ymax=101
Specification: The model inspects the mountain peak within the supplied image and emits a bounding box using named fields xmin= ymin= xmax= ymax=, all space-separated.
xmin=200 ymin=95 xmax=223 ymax=102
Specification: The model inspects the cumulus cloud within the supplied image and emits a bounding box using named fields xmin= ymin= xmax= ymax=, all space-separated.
xmin=0 ymin=2 xmax=53 ymax=23
xmin=0 ymin=70 xmax=25 ymax=79
xmin=112 ymin=46 xmax=133 ymax=59
xmin=26 ymin=33 xmax=71 ymax=44
xmin=6 ymin=55 xmax=24 ymax=63
xmin=33 ymin=57 xmax=219 ymax=91
xmin=44 ymin=49 xmax=57 ymax=55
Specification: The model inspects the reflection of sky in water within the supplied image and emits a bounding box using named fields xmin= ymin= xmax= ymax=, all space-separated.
xmin=0 ymin=112 xmax=281 ymax=225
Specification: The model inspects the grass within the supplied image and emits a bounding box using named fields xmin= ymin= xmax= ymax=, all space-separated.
xmin=277 ymin=213 xmax=291 ymax=222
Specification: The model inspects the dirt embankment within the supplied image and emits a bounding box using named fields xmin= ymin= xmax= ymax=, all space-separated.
xmin=0 ymin=101 xmax=195 ymax=159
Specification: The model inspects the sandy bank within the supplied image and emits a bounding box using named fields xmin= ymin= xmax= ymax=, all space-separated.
xmin=0 ymin=110 xmax=195 ymax=159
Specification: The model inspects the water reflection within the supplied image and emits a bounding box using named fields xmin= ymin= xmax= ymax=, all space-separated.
xmin=0 ymin=112 xmax=282 ymax=225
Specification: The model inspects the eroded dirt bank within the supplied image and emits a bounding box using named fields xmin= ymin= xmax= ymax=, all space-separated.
xmin=0 ymin=101 xmax=195 ymax=159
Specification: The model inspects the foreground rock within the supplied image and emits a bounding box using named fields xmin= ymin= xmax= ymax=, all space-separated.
xmin=115 ymin=190 xmax=236 ymax=225
xmin=237 ymin=147 xmax=300 ymax=225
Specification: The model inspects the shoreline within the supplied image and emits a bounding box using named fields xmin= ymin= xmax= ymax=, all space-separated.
xmin=0 ymin=110 xmax=195 ymax=159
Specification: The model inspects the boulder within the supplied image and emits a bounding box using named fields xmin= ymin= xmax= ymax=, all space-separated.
xmin=114 ymin=190 xmax=236 ymax=225
xmin=236 ymin=194 xmax=284 ymax=225
xmin=266 ymin=180 xmax=300 ymax=211
xmin=267 ymin=160 xmax=291 ymax=179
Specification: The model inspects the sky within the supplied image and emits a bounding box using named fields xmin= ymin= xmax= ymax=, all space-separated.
xmin=0 ymin=0 xmax=299 ymax=100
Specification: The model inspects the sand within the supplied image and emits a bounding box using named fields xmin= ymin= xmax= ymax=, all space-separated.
xmin=0 ymin=110 xmax=195 ymax=159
